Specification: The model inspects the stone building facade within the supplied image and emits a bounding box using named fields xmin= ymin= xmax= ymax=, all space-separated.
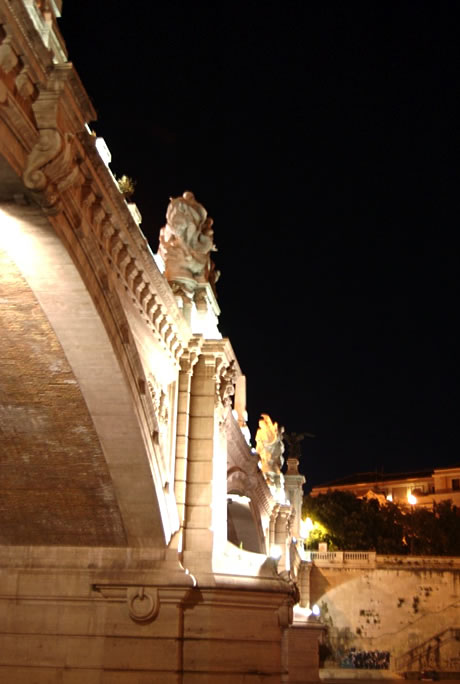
xmin=311 ymin=465 xmax=460 ymax=509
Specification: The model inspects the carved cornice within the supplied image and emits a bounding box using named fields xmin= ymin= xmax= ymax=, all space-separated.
xmin=78 ymin=132 xmax=190 ymax=353
xmin=0 ymin=0 xmax=54 ymax=76
xmin=1 ymin=4 xmax=190 ymax=361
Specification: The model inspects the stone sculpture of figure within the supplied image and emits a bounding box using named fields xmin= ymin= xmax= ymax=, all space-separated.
xmin=158 ymin=191 xmax=217 ymax=285
xmin=284 ymin=431 xmax=315 ymax=460
xmin=255 ymin=414 xmax=285 ymax=476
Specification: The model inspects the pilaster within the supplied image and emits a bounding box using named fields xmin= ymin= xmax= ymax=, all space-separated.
xmin=171 ymin=340 xmax=201 ymax=552
xmin=181 ymin=339 xmax=238 ymax=578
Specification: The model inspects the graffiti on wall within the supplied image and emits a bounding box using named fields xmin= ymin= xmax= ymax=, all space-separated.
xmin=341 ymin=649 xmax=390 ymax=670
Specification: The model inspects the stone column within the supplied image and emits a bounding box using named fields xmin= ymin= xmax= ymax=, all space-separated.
xmin=171 ymin=344 xmax=200 ymax=552
xmin=284 ymin=456 xmax=306 ymax=540
xmin=181 ymin=340 xmax=233 ymax=576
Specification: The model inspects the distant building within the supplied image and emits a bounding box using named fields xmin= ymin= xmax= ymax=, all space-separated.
xmin=311 ymin=464 xmax=460 ymax=508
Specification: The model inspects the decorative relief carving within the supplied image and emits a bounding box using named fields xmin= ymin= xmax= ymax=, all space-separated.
xmin=93 ymin=585 xmax=160 ymax=623
xmin=148 ymin=376 xmax=170 ymax=428
xmin=217 ymin=360 xmax=237 ymax=409
xmin=127 ymin=586 xmax=160 ymax=623
xmin=148 ymin=375 xmax=170 ymax=460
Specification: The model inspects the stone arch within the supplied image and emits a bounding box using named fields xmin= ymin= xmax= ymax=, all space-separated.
xmin=227 ymin=466 xmax=266 ymax=553
xmin=0 ymin=162 xmax=170 ymax=547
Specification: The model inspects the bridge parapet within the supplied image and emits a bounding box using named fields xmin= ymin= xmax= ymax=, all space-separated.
xmin=305 ymin=550 xmax=377 ymax=567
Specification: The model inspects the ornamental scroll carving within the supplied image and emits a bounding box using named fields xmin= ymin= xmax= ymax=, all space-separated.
xmin=23 ymin=66 xmax=81 ymax=212
xmin=159 ymin=191 xmax=219 ymax=290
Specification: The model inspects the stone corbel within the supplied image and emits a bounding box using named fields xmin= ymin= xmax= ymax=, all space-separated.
xmin=22 ymin=66 xmax=81 ymax=212
xmin=81 ymin=179 xmax=97 ymax=212
xmin=15 ymin=65 xmax=36 ymax=99
xmin=0 ymin=36 xmax=19 ymax=74
xmin=179 ymin=347 xmax=199 ymax=375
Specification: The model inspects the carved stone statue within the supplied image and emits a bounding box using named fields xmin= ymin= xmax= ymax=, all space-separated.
xmin=158 ymin=191 xmax=218 ymax=287
xmin=283 ymin=432 xmax=304 ymax=460
xmin=284 ymin=431 xmax=314 ymax=474
xmin=255 ymin=414 xmax=285 ymax=478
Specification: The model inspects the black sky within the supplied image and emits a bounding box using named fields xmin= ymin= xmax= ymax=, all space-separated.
xmin=59 ymin=2 xmax=458 ymax=490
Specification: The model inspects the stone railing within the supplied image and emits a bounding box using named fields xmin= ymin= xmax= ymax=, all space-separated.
xmin=304 ymin=551 xmax=377 ymax=567
xmin=304 ymin=551 xmax=460 ymax=570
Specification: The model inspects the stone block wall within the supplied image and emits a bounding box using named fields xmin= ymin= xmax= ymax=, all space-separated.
xmin=309 ymin=556 xmax=460 ymax=673
xmin=0 ymin=547 xmax=300 ymax=683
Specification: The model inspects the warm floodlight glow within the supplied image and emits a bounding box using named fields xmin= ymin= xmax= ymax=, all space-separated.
xmin=408 ymin=493 xmax=417 ymax=505
xmin=270 ymin=545 xmax=282 ymax=560
xmin=227 ymin=493 xmax=251 ymax=506
xmin=95 ymin=137 xmax=112 ymax=166
xmin=300 ymin=516 xmax=314 ymax=539
xmin=0 ymin=207 xmax=39 ymax=273
xmin=386 ymin=493 xmax=393 ymax=502
xmin=184 ymin=568 xmax=197 ymax=587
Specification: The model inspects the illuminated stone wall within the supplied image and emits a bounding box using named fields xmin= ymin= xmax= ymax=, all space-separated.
xmin=0 ymin=244 xmax=126 ymax=546
xmin=310 ymin=556 xmax=460 ymax=673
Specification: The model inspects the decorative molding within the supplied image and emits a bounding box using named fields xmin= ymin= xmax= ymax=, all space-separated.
xmin=75 ymin=132 xmax=191 ymax=360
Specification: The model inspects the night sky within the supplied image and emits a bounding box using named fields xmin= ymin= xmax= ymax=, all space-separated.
xmin=59 ymin=2 xmax=458 ymax=490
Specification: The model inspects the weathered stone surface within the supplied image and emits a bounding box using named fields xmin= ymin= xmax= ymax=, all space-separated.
xmin=0 ymin=246 xmax=126 ymax=546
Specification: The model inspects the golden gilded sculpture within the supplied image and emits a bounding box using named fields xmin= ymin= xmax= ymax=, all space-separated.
xmin=255 ymin=414 xmax=285 ymax=477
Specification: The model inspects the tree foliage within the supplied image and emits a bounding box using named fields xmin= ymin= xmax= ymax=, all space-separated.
xmin=302 ymin=491 xmax=460 ymax=555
